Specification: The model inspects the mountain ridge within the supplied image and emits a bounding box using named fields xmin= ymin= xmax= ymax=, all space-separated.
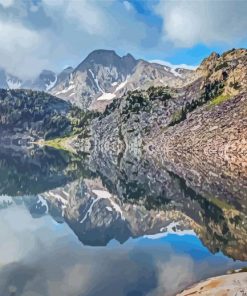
xmin=51 ymin=49 xmax=195 ymax=110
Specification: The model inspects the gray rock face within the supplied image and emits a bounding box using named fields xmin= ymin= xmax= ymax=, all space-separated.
xmin=40 ymin=176 xmax=192 ymax=246
xmin=55 ymin=66 xmax=73 ymax=86
xmin=51 ymin=49 xmax=194 ymax=110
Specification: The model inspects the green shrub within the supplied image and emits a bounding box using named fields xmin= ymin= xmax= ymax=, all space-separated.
xmin=209 ymin=94 xmax=230 ymax=107
xmin=215 ymin=62 xmax=228 ymax=71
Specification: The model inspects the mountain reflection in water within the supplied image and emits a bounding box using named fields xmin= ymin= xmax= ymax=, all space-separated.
xmin=0 ymin=146 xmax=246 ymax=296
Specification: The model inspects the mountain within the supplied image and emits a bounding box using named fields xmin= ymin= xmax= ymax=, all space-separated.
xmin=0 ymin=68 xmax=57 ymax=91
xmin=50 ymin=49 xmax=194 ymax=111
xmin=83 ymin=48 xmax=247 ymax=154
xmin=56 ymin=66 xmax=73 ymax=85
xmin=0 ymin=49 xmax=195 ymax=110
xmin=0 ymin=68 xmax=21 ymax=89
xmin=22 ymin=69 xmax=57 ymax=91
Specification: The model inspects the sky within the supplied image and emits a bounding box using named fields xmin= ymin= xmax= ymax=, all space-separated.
xmin=0 ymin=0 xmax=246 ymax=79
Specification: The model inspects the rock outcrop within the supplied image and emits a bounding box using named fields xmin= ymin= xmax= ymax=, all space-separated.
xmin=177 ymin=272 xmax=247 ymax=296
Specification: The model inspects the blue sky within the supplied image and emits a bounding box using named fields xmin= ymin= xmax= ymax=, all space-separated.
xmin=0 ymin=0 xmax=246 ymax=78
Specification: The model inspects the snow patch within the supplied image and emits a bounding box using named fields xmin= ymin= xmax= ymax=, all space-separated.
xmin=45 ymin=75 xmax=57 ymax=91
xmin=7 ymin=78 xmax=21 ymax=89
xmin=80 ymin=196 xmax=101 ymax=224
xmin=55 ymin=84 xmax=75 ymax=95
xmin=144 ymin=222 xmax=195 ymax=240
xmin=37 ymin=195 xmax=48 ymax=213
xmin=44 ymin=192 xmax=68 ymax=209
xmin=92 ymin=189 xmax=125 ymax=220
xmin=97 ymin=77 xmax=129 ymax=101
xmin=92 ymin=190 xmax=112 ymax=199
xmin=0 ymin=195 xmax=13 ymax=204
xmin=79 ymin=189 xmax=125 ymax=224
xmin=115 ymin=77 xmax=129 ymax=92
xmin=97 ymin=92 xmax=116 ymax=101
xmin=89 ymin=69 xmax=105 ymax=93
xmin=170 ymin=68 xmax=182 ymax=77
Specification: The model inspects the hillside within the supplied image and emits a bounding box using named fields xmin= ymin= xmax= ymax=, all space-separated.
xmin=77 ymin=48 xmax=246 ymax=154
xmin=0 ymin=89 xmax=96 ymax=144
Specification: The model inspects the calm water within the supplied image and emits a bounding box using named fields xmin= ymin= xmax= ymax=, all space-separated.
xmin=0 ymin=146 xmax=246 ymax=296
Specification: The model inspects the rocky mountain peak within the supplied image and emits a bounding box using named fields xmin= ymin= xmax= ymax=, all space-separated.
xmin=76 ymin=49 xmax=125 ymax=71
xmin=197 ymin=51 xmax=220 ymax=73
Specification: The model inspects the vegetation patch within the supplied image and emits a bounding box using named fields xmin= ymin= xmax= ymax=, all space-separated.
xmin=169 ymin=108 xmax=186 ymax=126
xmin=215 ymin=61 xmax=228 ymax=71
xmin=209 ymin=197 xmax=233 ymax=210
xmin=209 ymin=94 xmax=231 ymax=107
xmin=41 ymin=136 xmax=76 ymax=153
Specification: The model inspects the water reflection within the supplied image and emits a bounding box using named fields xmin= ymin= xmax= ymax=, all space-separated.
xmin=0 ymin=205 xmax=245 ymax=296
xmin=0 ymin=146 xmax=247 ymax=296
xmin=0 ymin=146 xmax=94 ymax=196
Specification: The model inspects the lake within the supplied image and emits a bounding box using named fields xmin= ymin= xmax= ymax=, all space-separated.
xmin=0 ymin=145 xmax=246 ymax=296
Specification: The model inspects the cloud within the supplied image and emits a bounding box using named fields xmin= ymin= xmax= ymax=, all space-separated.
xmin=0 ymin=19 xmax=51 ymax=79
xmin=0 ymin=0 xmax=245 ymax=79
xmin=123 ymin=1 xmax=134 ymax=12
xmin=0 ymin=0 xmax=150 ymax=78
xmin=0 ymin=0 xmax=14 ymax=8
xmin=156 ymin=0 xmax=247 ymax=47
xmin=42 ymin=0 xmax=108 ymax=35
xmin=150 ymin=59 xmax=198 ymax=70
xmin=147 ymin=256 xmax=195 ymax=296
xmin=0 ymin=204 xmax=243 ymax=296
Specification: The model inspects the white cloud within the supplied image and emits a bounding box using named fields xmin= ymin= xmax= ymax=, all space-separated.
xmin=42 ymin=0 xmax=107 ymax=35
xmin=148 ymin=256 xmax=195 ymax=296
xmin=0 ymin=20 xmax=51 ymax=79
xmin=123 ymin=1 xmax=134 ymax=12
xmin=0 ymin=0 xmax=14 ymax=8
xmin=0 ymin=0 xmax=149 ymax=78
xmin=0 ymin=205 xmax=69 ymax=266
xmin=156 ymin=0 xmax=247 ymax=47
xmin=150 ymin=59 xmax=198 ymax=70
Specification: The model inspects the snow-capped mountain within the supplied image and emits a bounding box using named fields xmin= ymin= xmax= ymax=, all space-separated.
xmin=0 ymin=68 xmax=22 ymax=89
xmin=50 ymin=49 xmax=195 ymax=111
xmin=0 ymin=68 xmax=57 ymax=92
xmin=23 ymin=69 xmax=57 ymax=91
xmin=0 ymin=49 xmax=195 ymax=111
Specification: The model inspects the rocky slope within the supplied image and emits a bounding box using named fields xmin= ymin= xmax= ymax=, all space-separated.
xmin=51 ymin=49 xmax=194 ymax=111
xmin=77 ymin=48 xmax=246 ymax=158
xmin=177 ymin=272 xmax=247 ymax=296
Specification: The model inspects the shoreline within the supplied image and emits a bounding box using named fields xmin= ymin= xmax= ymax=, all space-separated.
xmin=177 ymin=271 xmax=247 ymax=296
